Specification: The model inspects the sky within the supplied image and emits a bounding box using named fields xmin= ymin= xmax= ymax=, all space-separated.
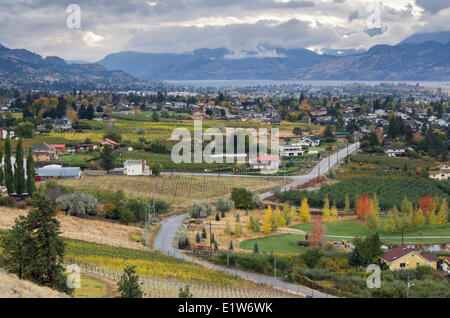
xmin=0 ymin=0 xmax=449 ymax=62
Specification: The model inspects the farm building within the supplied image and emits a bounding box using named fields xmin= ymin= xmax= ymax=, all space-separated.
xmin=37 ymin=165 xmax=81 ymax=179
xmin=379 ymin=246 xmax=438 ymax=271
xmin=123 ymin=160 xmax=151 ymax=176
xmin=24 ymin=143 xmax=58 ymax=162
xmin=280 ymin=145 xmax=304 ymax=157
xmin=249 ymin=154 xmax=281 ymax=171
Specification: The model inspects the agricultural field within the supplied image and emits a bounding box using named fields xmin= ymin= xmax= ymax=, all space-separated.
xmin=71 ymin=274 xmax=110 ymax=298
xmin=239 ymin=234 xmax=309 ymax=254
xmin=280 ymin=176 xmax=450 ymax=210
xmin=57 ymin=175 xmax=285 ymax=207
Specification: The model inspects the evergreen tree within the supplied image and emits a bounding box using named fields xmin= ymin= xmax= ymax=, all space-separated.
xmin=195 ymin=232 xmax=201 ymax=243
xmin=0 ymin=150 xmax=3 ymax=185
xmin=229 ymin=240 xmax=234 ymax=250
xmin=99 ymin=145 xmax=116 ymax=172
xmin=348 ymin=247 xmax=365 ymax=269
xmin=179 ymin=285 xmax=193 ymax=298
xmin=2 ymin=193 xmax=69 ymax=293
xmin=253 ymin=242 xmax=259 ymax=253
xmin=215 ymin=213 xmax=220 ymax=221
xmin=14 ymin=138 xmax=25 ymax=195
xmin=201 ymin=227 xmax=207 ymax=239
xmin=26 ymin=147 xmax=36 ymax=196
xmin=4 ymin=135 xmax=14 ymax=193
xmin=118 ymin=266 xmax=143 ymax=298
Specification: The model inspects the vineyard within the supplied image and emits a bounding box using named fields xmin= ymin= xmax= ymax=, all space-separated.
xmin=69 ymin=259 xmax=298 ymax=298
xmin=280 ymin=176 xmax=450 ymax=210
xmin=58 ymin=175 xmax=285 ymax=207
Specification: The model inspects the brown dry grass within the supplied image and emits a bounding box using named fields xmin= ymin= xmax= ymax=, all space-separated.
xmin=0 ymin=272 xmax=69 ymax=298
xmin=0 ymin=207 xmax=147 ymax=250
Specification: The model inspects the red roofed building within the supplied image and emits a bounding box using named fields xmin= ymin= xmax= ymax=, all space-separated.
xmin=249 ymin=154 xmax=281 ymax=171
xmin=98 ymin=138 xmax=119 ymax=148
xmin=50 ymin=144 xmax=66 ymax=154
xmin=380 ymin=246 xmax=438 ymax=271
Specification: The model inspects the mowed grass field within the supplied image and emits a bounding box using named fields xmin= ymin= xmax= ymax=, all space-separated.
xmin=72 ymin=275 xmax=108 ymax=298
xmin=58 ymin=175 xmax=284 ymax=207
xmin=290 ymin=216 xmax=450 ymax=238
xmin=239 ymin=233 xmax=309 ymax=254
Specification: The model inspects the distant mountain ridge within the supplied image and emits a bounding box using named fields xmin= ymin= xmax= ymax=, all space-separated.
xmin=0 ymin=44 xmax=148 ymax=90
xmin=97 ymin=41 xmax=450 ymax=81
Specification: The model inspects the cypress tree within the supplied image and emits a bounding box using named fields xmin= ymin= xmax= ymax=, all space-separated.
xmin=0 ymin=149 xmax=3 ymax=185
xmin=26 ymin=146 xmax=36 ymax=196
xmin=4 ymin=135 xmax=14 ymax=193
xmin=14 ymin=138 xmax=25 ymax=195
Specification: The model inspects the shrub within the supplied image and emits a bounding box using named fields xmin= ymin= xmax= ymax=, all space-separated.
xmin=231 ymin=188 xmax=254 ymax=209
xmin=56 ymin=191 xmax=99 ymax=216
xmin=215 ymin=198 xmax=235 ymax=213
xmin=188 ymin=201 xmax=215 ymax=218
xmin=252 ymin=195 xmax=265 ymax=209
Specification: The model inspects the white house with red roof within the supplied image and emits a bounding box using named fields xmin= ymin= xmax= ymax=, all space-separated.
xmin=249 ymin=154 xmax=281 ymax=171
xmin=98 ymin=138 xmax=119 ymax=148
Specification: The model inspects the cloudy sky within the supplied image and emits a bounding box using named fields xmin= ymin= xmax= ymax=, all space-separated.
xmin=0 ymin=0 xmax=449 ymax=61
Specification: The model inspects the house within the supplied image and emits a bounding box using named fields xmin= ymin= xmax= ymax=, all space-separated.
xmin=37 ymin=165 xmax=81 ymax=179
xmin=249 ymin=154 xmax=281 ymax=171
xmin=50 ymin=144 xmax=66 ymax=154
xmin=280 ymin=145 xmax=304 ymax=157
xmin=30 ymin=143 xmax=58 ymax=162
xmin=0 ymin=186 xmax=7 ymax=196
xmin=429 ymin=165 xmax=450 ymax=181
xmin=123 ymin=160 xmax=151 ymax=176
xmin=442 ymin=257 xmax=450 ymax=273
xmin=383 ymin=146 xmax=406 ymax=157
xmin=46 ymin=116 xmax=72 ymax=129
xmin=297 ymin=136 xmax=321 ymax=147
xmin=0 ymin=128 xmax=14 ymax=139
xmin=98 ymin=138 xmax=119 ymax=148
xmin=379 ymin=246 xmax=438 ymax=271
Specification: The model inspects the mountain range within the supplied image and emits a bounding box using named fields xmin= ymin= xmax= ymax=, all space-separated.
xmin=0 ymin=44 xmax=149 ymax=90
xmin=97 ymin=41 xmax=450 ymax=81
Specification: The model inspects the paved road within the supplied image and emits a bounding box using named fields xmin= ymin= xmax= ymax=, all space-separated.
xmin=154 ymin=214 xmax=332 ymax=298
xmin=154 ymin=144 xmax=361 ymax=298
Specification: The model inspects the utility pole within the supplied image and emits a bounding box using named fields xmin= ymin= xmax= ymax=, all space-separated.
xmin=209 ymin=220 xmax=212 ymax=250
xmin=227 ymin=249 xmax=230 ymax=267
xmin=273 ymin=249 xmax=277 ymax=280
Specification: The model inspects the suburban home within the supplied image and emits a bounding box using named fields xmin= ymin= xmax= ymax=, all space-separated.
xmin=280 ymin=145 xmax=304 ymax=157
xmin=123 ymin=160 xmax=152 ymax=176
xmin=383 ymin=146 xmax=406 ymax=157
xmin=297 ymin=136 xmax=321 ymax=147
xmin=37 ymin=165 xmax=81 ymax=179
xmin=249 ymin=154 xmax=281 ymax=171
xmin=429 ymin=165 xmax=450 ymax=181
xmin=27 ymin=143 xmax=58 ymax=162
xmin=50 ymin=144 xmax=66 ymax=154
xmin=0 ymin=128 xmax=14 ymax=139
xmin=98 ymin=138 xmax=120 ymax=148
xmin=46 ymin=116 xmax=72 ymax=129
xmin=379 ymin=246 xmax=438 ymax=271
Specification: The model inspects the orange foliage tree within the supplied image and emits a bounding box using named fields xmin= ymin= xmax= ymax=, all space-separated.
xmin=356 ymin=194 xmax=372 ymax=220
xmin=308 ymin=216 xmax=324 ymax=247
xmin=419 ymin=195 xmax=436 ymax=217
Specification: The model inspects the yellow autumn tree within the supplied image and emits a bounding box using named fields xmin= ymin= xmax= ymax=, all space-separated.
xmin=299 ymin=197 xmax=311 ymax=222
xmin=272 ymin=207 xmax=282 ymax=231
xmin=322 ymin=196 xmax=330 ymax=219
xmin=330 ymin=202 xmax=338 ymax=218
xmin=262 ymin=208 xmax=272 ymax=234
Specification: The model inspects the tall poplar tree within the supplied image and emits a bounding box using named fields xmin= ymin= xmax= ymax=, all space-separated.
xmin=0 ymin=149 xmax=4 ymax=185
xmin=26 ymin=146 xmax=36 ymax=196
xmin=4 ymin=134 xmax=14 ymax=193
xmin=14 ymin=138 xmax=25 ymax=195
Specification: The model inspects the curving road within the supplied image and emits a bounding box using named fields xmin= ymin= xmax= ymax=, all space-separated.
xmin=154 ymin=142 xmax=360 ymax=298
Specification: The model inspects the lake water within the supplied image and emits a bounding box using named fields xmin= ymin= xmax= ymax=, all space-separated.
xmin=167 ymin=80 xmax=450 ymax=89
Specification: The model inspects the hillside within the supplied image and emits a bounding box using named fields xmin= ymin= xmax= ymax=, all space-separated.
xmin=0 ymin=271 xmax=69 ymax=298
xmin=98 ymin=42 xmax=450 ymax=81
xmin=0 ymin=44 xmax=150 ymax=90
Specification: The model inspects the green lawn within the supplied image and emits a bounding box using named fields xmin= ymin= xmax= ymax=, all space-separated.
xmin=290 ymin=216 xmax=450 ymax=238
xmin=58 ymin=153 xmax=98 ymax=166
xmin=239 ymin=234 xmax=309 ymax=254
xmin=72 ymin=275 xmax=108 ymax=298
